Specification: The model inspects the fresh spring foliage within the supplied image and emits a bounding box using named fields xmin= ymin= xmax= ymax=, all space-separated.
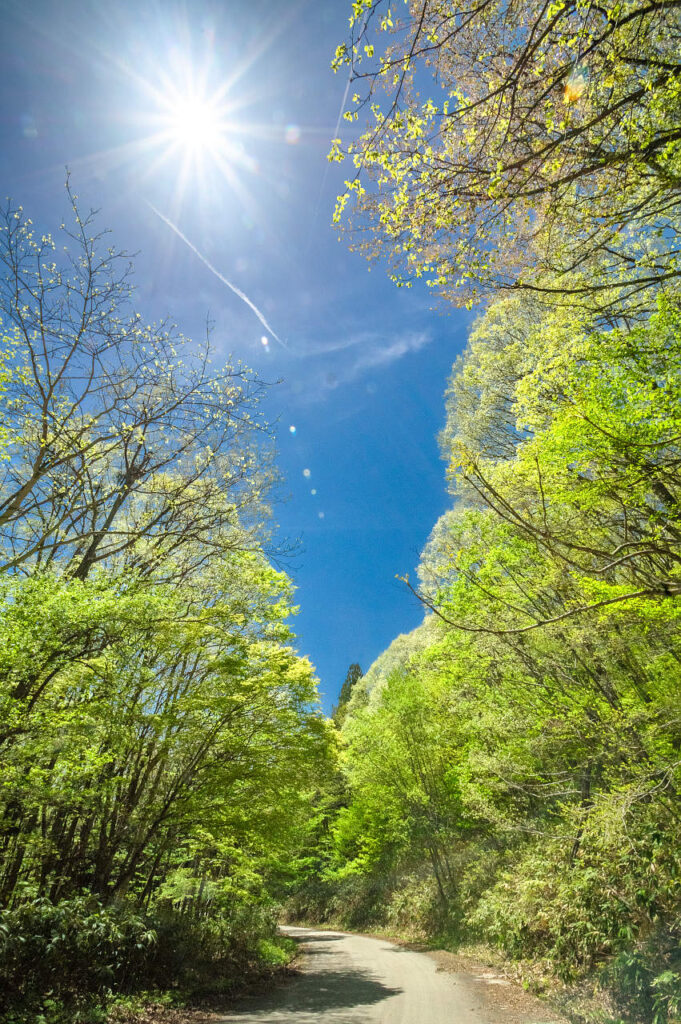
xmin=331 ymin=0 xmax=681 ymax=315
xmin=290 ymin=294 xmax=681 ymax=1021
xmin=289 ymin=5 xmax=681 ymax=1018
xmin=0 ymin=189 xmax=333 ymax=1022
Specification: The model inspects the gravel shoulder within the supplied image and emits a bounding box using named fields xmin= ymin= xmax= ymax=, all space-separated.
xmin=423 ymin=948 xmax=567 ymax=1024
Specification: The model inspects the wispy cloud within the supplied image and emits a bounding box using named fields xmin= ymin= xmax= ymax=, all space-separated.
xmin=350 ymin=331 xmax=432 ymax=375
xmin=296 ymin=330 xmax=383 ymax=358
xmin=299 ymin=329 xmax=431 ymax=366
xmin=293 ymin=329 xmax=433 ymax=399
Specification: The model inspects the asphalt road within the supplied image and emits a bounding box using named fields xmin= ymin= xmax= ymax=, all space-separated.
xmin=217 ymin=926 xmax=495 ymax=1024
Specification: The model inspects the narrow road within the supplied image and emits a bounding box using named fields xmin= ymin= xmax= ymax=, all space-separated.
xmin=217 ymin=926 xmax=544 ymax=1024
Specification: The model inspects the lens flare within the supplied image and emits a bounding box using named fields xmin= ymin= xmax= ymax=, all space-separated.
xmin=564 ymin=70 xmax=588 ymax=104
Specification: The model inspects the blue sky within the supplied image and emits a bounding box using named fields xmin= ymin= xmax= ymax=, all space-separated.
xmin=0 ymin=0 xmax=469 ymax=710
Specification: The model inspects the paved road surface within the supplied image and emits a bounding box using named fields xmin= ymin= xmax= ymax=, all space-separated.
xmin=217 ymin=926 xmax=496 ymax=1024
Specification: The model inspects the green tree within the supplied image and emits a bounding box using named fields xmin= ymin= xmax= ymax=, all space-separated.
xmin=0 ymin=182 xmax=272 ymax=580
xmin=332 ymin=662 xmax=364 ymax=724
xmin=337 ymin=664 xmax=476 ymax=903
xmin=332 ymin=0 xmax=681 ymax=314
xmin=424 ymin=294 xmax=681 ymax=629
xmin=309 ymin=285 xmax=681 ymax=1010
xmin=0 ymin=188 xmax=333 ymax=1020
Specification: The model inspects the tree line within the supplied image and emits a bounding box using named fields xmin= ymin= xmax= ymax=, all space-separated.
xmin=0 ymin=184 xmax=331 ymax=1022
xmin=289 ymin=2 xmax=681 ymax=1021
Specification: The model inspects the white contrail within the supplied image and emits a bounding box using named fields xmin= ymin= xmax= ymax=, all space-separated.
xmin=332 ymin=67 xmax=353 ymax=144
xmin=146 ymin=201 xmax=287 ymax=349
xmin=304 ymin=11 xmax=367 ymax=255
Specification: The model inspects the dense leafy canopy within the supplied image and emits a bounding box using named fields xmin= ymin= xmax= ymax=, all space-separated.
xmin=308 ymin=296 xmax=681 ymax=992
xmin=4 ymin=0 xmax=681 ymax=1017
xmin=286 ymin=4 xmax=681 ymax=1018
xmin=332 ymin=0 xmax=681 ymax=313
xmin=0 ymin=191 xmax=332 ymax=1023
xmin=291 ymin=294 xmax=681 ymax=1019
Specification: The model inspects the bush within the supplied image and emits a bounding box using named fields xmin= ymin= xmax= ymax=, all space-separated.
xmin=0 ymin=894 xmax=294 ymax=1021
xmin=257 ymin=936 xmax=296 ymax=967
xmin=145 ymin=901 xmax=281 ymax=995
xmin=601 ymin=941 xmax=681 ymax=1024
xmin=0 ymin=896 xmax=155 ymax=1021
xmin=384 ymin=872 xmax=442 ymax=939
xmin=470 ymin=797 xmax=681 ymax=982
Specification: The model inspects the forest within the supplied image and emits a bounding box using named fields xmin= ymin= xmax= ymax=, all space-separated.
xmin=0 ymin=187 xmax=332 ymax=1021
xmin=290 ymin=0 xmax=681 ymax=1021
xmin=0 ymin=0 xmax=680 ymax=1021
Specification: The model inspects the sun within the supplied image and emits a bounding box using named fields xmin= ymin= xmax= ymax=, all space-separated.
xmin=141 ymin=77 xmax=251 ymax=204
xmin=124 ymin=57 xmax=265 ymax=214
xmin=160 ymin=92 xmax=226 ymax=156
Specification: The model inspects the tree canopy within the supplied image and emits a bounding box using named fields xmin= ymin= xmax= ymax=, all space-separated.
xmin=0 ymin=188 xmax=333 ymax=1022
xmin=285 ymin=7 xmax=681 ymax=1016
xmin=331 ymin=0 xmax=681 ymax=314
xmin=0 ymin=183 xmax=272 ymax=581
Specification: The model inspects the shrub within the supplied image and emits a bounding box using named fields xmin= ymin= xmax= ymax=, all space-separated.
xmin=601 ymin=941 xmax=681 ymax=1024
xmin=145 ymin=901 xmax=281 ymax=994
xmin=0 ymin=896 xmax=155 ymax=1020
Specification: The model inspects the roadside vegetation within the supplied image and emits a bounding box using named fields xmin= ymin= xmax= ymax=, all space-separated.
xmin=289 ymin=294 xmax=681 ymax=1022
xmin=0 ymin=187 xmax=332 ymax=1023
xmin=3 ymin=0 xmax=681 ymax=1020
xmin=288 ymin=1 xmax=681 ymax=1021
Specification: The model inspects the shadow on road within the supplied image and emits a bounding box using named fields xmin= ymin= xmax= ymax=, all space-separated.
xmin=221 ymin=966 xmax=402 ymax=1023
